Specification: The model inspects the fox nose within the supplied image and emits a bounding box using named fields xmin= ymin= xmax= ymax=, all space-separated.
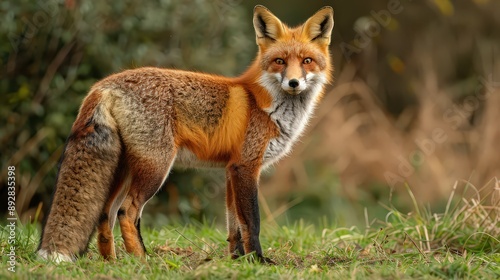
xmin=288 ymin=79 xmax=300 ymax=88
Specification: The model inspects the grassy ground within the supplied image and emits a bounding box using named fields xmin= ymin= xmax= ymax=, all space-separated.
xmin=2 ymin=190 xmax=499 ymax=279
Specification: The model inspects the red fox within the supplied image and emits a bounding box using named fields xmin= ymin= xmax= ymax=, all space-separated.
xmin=38 ymin=5 xmax=334 ymax=263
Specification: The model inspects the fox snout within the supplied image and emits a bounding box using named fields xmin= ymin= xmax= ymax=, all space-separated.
xmin=281 ymin=77 xmax=307 ymax=95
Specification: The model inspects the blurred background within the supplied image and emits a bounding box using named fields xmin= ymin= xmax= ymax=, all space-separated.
xmin=1 ymin=0 xmax=499 ymax=228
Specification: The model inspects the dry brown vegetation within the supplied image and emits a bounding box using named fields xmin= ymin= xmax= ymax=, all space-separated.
xmin=263 ymin=0 xmax=500 ymax=205
xmin=265 ymin=62 xmax=500 ymax=204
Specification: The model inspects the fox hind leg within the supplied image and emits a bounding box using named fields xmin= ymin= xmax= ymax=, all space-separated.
xmin=118 ymin=151 xmax=176 ymax=257
xmin=97 ymin=167 xmax=131 ymax=260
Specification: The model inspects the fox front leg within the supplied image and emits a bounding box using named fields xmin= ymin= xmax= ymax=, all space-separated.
xmin=227 ymin=163 xmax=274 ymax=264
xmin=225 ymin=173 xmax=245 ymax=258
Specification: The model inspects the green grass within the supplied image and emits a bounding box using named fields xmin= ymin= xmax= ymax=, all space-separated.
xmin=1 ymin=189 xmax=499 ymax=279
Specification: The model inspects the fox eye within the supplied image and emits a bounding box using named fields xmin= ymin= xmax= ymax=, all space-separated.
xmin=275 ymin=58 xmax=285 ymax=65
xmin=303 ymin=57 xmax=313 ymax=64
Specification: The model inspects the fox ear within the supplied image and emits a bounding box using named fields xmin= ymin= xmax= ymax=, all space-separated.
xmin=253 ymin=5 xmax=285 ymax=46
xmin=302 ymin=6 xmax=334 ymax=45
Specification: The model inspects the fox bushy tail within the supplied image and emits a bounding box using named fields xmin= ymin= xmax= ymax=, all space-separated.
xmin=38 ymin=90 xmax=121 ymax=262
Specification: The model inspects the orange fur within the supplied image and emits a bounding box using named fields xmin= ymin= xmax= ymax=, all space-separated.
xmin=174 ymin=86 xmax=249 ymax=161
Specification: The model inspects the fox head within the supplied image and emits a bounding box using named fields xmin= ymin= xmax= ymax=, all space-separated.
xmin=253 ymin=5 xmax=334 ymax=96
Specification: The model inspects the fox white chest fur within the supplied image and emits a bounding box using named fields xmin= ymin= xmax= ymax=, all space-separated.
xmin=261 ymin=72 xmax=328 ymax=166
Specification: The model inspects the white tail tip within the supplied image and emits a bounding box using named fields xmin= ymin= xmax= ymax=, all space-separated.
xmin=38 ymin=249 xmax=74 ymax=263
